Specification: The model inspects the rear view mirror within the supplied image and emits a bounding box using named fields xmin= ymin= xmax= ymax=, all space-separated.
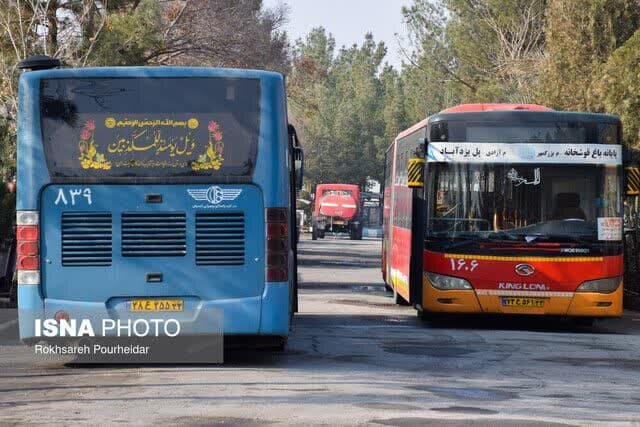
xmin=625 ymin=165 xmax=640 ymax=196
xmin=294 ymin=147 xmax=304 ymax=189
xmin=288 ymin=124 xmax=304 ymax=190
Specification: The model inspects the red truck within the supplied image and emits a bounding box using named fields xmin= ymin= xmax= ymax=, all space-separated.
xmin=312 ymin=184 xmax=362 ymax=240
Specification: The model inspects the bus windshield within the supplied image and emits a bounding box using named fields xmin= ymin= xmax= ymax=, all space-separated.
xmin=40 ymin=77 xmax=260 ymax=180
xmin=427 ymin=163 xmax=622 ymax=243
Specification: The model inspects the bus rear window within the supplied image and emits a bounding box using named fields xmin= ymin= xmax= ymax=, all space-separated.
xmin=40 ymin=77 xmax=260 ymax=181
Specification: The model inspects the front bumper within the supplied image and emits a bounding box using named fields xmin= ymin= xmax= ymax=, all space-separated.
xmin=422 ymin=278 xmax=623 ymax=317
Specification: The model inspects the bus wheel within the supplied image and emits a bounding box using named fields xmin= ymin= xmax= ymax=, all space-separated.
xmin=393 ymin=287 xmax=410 ymax=306
xmin=417 ymin=308 xmax=436 ymax=321
xmin=573 ymin=317 xmax=596 ymax=328
xmin=266 ymin=336 xmax=287 ymax=352
xmin=318 ymin=230 xmax=325 ymax=239
xmin=9 ymin=282 xmax=17 ymax=308
xmin=349 ymin=228 xmax=357 ymax=240
xmin=312 ymin=227 xmax=318 ymax=240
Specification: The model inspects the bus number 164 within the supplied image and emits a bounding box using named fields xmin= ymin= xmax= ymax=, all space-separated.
xmin=450 ymin=258 xmax=479 ymax=272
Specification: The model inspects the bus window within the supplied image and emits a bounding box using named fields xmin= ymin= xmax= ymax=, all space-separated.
xmin=40 ymin=77 xmax=260 ymax=180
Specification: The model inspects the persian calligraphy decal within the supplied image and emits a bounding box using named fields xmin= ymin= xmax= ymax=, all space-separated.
xmin=78 ymin=120 xmax=111 ymax=170
xmin=192 ymin=121 xmax=225 ymax=171
xmin=427 ymin=142 xmax=622 ymax=165
xmin=77 ymin=115 xmax=226 ymax=172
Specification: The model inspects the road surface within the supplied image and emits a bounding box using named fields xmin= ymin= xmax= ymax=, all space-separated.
xmin=1 ymin=237 xmax=640 ymax=425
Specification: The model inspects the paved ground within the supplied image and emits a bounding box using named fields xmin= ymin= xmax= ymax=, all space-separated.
xmin=1 ymin=237 xmax=640 ymax=425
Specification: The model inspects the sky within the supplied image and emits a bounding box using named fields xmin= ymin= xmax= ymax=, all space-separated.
xmin=263 ymin=0 xmax=413 ymax=70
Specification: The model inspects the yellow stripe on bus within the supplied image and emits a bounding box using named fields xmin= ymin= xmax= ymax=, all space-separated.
xmin=443 ymin=254 xmax=603 ymax=262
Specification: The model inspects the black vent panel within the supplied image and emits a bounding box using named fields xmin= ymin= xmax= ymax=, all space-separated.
xmin=61 ymin=212 xmax=112 ymax=266
xmin=196 ymin=212 xmax=245 ymax=266
xmin=122 ymin=212 xmax=186 ymax=257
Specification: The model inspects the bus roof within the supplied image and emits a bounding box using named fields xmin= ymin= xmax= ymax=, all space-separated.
xmin=19 ymin=65 xmax=284 ymax=81
xmin=439 ymin=103 xmax=553 ymax=113
xmin=390 ymin=104 xmax=621 ymax=149
xmin=429 ymin=109 xmax=621 ymax=124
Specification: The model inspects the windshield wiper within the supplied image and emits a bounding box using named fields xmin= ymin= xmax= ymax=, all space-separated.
xmin=485 ymin=231 xmax=521 ymax=241
xmin=522 ymin=234 xmax=595 ymax=244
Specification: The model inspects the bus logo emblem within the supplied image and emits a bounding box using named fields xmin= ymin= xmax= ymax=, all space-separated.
xmin=188 ymin=186 xmax=242 ymax=205
xmin=515 ymin=264 xmax=535 ymax=276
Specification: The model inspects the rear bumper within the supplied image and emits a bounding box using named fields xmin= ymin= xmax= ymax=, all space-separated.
xmin=18 ymin=282 xmax=290 ymax=341
xmin=422 ymin=279 xmax=623 ymax=317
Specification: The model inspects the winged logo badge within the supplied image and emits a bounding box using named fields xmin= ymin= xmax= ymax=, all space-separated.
xmin=187 ymin=186 xmax=242 ymax=205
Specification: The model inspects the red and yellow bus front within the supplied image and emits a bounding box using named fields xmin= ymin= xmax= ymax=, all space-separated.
xmin=421 ymin=114 xmax=624 ymax=318
xmin=422 ymin=252 xmax=622 ymax=317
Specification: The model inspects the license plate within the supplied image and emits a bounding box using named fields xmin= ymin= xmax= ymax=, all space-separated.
xmin=130 ymin=299 xmax=184 ymax=312
xmin=501 ymin=297 xmax=545 ymax=308
xmin=333 ymin=220 xmax=345 ymax=225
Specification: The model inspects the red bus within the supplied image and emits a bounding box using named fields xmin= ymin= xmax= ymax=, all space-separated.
xmin=382 ymin=103 xmax=624 ymax=320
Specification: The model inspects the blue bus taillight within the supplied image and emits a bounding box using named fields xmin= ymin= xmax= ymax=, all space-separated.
xmin=266 ymin=208 xmax=289 ymax=282
xmin=16 ymin=211 xmax=40 ymax=285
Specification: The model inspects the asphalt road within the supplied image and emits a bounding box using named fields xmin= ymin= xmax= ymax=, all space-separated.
xmin=1 ymin=237 xmax=640 ymax=425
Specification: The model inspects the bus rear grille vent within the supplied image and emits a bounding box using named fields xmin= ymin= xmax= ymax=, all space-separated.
xmin=122 ymin=212 xmax=186 ymax=257
xmin=196 ymin=212 xmax=245 ymax=265
xmin=61 ymin=212 xmax=112 ymax=266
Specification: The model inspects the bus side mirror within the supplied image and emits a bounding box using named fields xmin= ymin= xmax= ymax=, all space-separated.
xmin=408 ymin=156 xmax=425 ymax=188
xmin=288 ymin=124 xmax=304 ymax=190
xmin=294 ymin=147 xmax=304 ymax=190
xmin=625 ymin=165 xmax=640 ymax=196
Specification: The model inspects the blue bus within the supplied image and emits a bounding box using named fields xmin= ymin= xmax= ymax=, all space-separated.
xmin=16 ymin=57 xmax=302 ymax=350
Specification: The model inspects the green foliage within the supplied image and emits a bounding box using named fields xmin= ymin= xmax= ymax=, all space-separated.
xmin=541 ymin=0 xmax=640 ymax=111
xmin=598 ymin=30 xmax=640 ymax=148
xmin=289 ymin=30 xmax=396 ymax=187
xmin=401 ymin=0 xmax=546 ymax=112
xmin=90 ymin=0 xmax=163 ymax=66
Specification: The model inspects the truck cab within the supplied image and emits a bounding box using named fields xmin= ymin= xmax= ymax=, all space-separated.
xmin=312 ymin=184 xmax=362 ymax=240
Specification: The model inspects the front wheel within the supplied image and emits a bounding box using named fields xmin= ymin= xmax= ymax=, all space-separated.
xmin=573 ymin=317 xmax=596 ymax=328
xmin=312 ymin=226 xmax=318 ymax=240
xmin=393 ymin=287 xmax=410 ymax=306
xmin=349 ymin=224 xmax=363 ymax=240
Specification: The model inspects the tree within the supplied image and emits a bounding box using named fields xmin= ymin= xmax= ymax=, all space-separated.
xmin=597 ymin=30 xmax=640 ymax=148
xmin=0 ymin=0 xmax=110 ymax=176
xmin=0 ymin=0 xmax=290 ymax=177
xmin=540 ymin=0 xmax=640 ymax=111
xmin=400 ymin=0 xmax=546 ymax=111
xmin=288 ymin=29 xmax=392 ymax=187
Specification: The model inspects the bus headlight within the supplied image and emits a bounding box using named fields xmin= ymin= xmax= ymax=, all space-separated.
xmin=425 ymin=272 xmax=472 ymax=290
xmin=576 ymin=277 xmax=621 ymax=294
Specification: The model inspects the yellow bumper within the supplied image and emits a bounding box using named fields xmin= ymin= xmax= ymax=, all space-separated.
xmin=422 ymin=278 xmax=623 ymax=318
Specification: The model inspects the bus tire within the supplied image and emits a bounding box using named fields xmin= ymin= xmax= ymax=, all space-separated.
xmin=267 ymin=336 xmax=287 ymax=352
xmin=355 ymin=226 xmax=363 ymax=240
xmin=318 ymin=230 xmax=325 ymax=239
xmin=312 ymin=227 xmax=318 ymax=240
xmin=417 ymin=308 xmax=436 ymax=321
xmin=349 ymin=228 xmax=357 ymax=240
xmin=393 ymin=287 xmax=410 ymax=306
xmin=9 ymin=281 xmax=17 ymax=308
xmin=573 ymin=317 xmax=596 ymax=328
